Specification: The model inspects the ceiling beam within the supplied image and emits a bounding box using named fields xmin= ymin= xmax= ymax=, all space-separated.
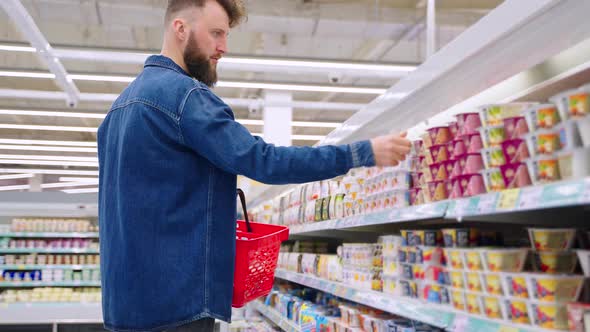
xmin=0 ymin=0 xmax=80 ymax=108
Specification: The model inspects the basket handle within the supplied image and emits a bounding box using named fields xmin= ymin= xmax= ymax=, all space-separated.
xmin=237 ymin=188 xmax=252 ymax=233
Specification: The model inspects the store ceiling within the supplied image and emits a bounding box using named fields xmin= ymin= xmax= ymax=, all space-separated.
xmin=0 ymin=0 xmax=501 ymax=191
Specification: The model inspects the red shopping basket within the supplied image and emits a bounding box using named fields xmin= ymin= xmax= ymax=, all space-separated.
xmin=232 ymin=189 xmax=289 ymax=308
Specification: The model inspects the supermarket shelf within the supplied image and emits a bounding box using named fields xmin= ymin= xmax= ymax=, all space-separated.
xmin=251 ymin=301 xmax=301 ymax=332
xmin=0 ymin=302 xmax=102 ymax=324
xmin=290 ymin=201 xmax=448 ymax=235
xmin=445 ymin=178 xmax=590 ymax=221
xmin=274 ymin=269 xmax=558 ymax=332
xmin=0 ymin=248 xmax=99 ymax=254
xmin=0 ymin=281 xmax=100 ymax=287
xmin=0 ymin=232 xmax=99 ymax=238
xmin=0 ymin=265 xmax=99 ymax=270
xmin=0 ymin=192 xmax=97 ymax=218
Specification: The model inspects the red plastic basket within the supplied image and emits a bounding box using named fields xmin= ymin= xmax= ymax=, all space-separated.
xmin=232 ymin=190 xmax=289 ymax=308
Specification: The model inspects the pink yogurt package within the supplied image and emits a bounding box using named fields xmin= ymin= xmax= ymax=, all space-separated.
xmin=501 ymin=139 xmax=530 ymax=164
xmin=456 ymin=112 xmax=482 ymax=136
xmin=503 ymin=116 xmax=529 ymax=140
xmin=462 ymin=153 xmax=485 ymax=175
xmin=452 ymin=174 xmax=486 ymax=197
xmin=462 ymin=133 xmax=484 ymax=154
xmin=500 ymin=163 xmax=532 ymax=189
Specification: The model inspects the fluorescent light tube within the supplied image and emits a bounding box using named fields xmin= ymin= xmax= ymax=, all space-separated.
xmin=42 ymin=181 xmax=99 ymax=189
xmin=0 ymin=168 xmax=98 ymax=176
xmin=0 ymin=109 xmax=105 ymax=119
xmin=62 ymin=187 xmax=98 ymax=194
xmin=0 ymin=184 xmax=30 ymax=191
xmin=0 ymin=45 xmax=36 ymax=52
xmin=58 ymin=177 xmax=99 ymax=182
xmin=0 ymin=144 xmax=97 ymax=153
xmin=0 ymin=154 xmax=97 ymax=162
xmin=0 ymin=124 xmax=97 ymax=132
xmin=0 ymin=71 xmax=54 ymax=79
xmin=0 ymin=138 xmax=97 ymax=147
xmin=0 ymin=173 xmax=34 ymax=180
xmin=0 ymin=160 xmax=98 ymax=167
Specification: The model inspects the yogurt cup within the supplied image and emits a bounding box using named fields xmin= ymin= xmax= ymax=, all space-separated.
xmin=464 ymin=250 xmax=484 ymax=271
xmin=427 ymin=180 xmax=448 ymax=202
xmin=451 ymin=139 xmax=466 ymax=159
xmin=532 ymin=250 xmax=578 ymax=274
xmin=501 ymin=139 xmax=530 ymax=164
xmin=448 ymin=121 xmax=459 ymax=140
xmin=481 ymin=147 xmax=507 ymax=169
xmin=465 ymin=271 xmax=484 ymax=292
xmin=448 ymin=269 xmax=466 ymax=289
xmin=478 ymin=103 xmax=536 ymax=127
xmin=557 ymin=119 xmax=583 ymax=150
xmin=465 ymin=291 xmax=484 ymax=315
xmin=506 ymin=298 xmax=533 ymax=324
xmin=463 ymin=132 xmax=484 ymax=154
xmin=426 ymin=126 xmax=453 ymax=146
xmin=409 ymin=187 xmax=424 ymax=206
xmin=482 ymin=272 xmax=505 ymax=296
xmin=523 ymin=103 xmax=561 ymax=131
xmin=451 ymin=173 xmax=486 ymax=198
xmin=500 ymin=162 xmax=532 ymax=189
xmin=479 ymin=125 xmax=506 ymax=148
xmin=416 ymin=246 xmax=443 ymax=266
xmin=481 ymin=168 xmax=506 ymax=192
xmin=428 ymin=144 xmax=451 ymax=165
xmin=526 ymin=273 xmax=584 ymax=303
xmin=444 ymin=248 xmax=466 ymax=270
xmin=526 ymin=155 xmax=561 ymax=184
xmin=429 ymin=162 xmax=449 ymax=181
xmin=528 ymin=228 xmax=576 ymax=251
xmin=528 ymin=301 xmax=569 ymax=330
xmin=524 ymin=130 xmax=561 ymax=156
xmin=482 ymin=295 xmax=507 ymax=320
xmin=456 ymin=112 xmax=482 ymax=136
xmin=481 ymin=248 xmax=528 ymax=272
xmin=410 ymin=140 xmax=424 ymax=156
xmin=450 ymin=288 xmax=467 ymax=311
xmin=462 ymin=153 xmax=484 ymax=175
xmin=503 ymin=116 xmax=529 ymax=140
xmin=551 ymin=86 xmax=590 ymax=120
xmin=442 ymin=228 xmax=479 ymax=248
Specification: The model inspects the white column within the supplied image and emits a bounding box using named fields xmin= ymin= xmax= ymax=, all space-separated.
xmin=29 ymin=174 xmax=42 ymax=192
xmin=263 ymin=91 xmax=292 ymax=146
xmin=426 ymin=0 xmax=436 ymax=58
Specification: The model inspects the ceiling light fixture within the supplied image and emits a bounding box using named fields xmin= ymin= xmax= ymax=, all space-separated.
xmin=0 ymin=160 xmax=98 ymax=167
xmin=0 ymin=144 xmax=97 ymax=153
xmin=59 ymin=177 xmax=99 ymax=182
xmin=0 ymin=184 xmax=30 ymax=191
xmin=0 ymin=71 xmax=387 ymax=94
xmin=0 ymin=138 xmax=97 ymax=147
xmin=0 ymin=154 xmax=97 ymax=162
xmin=0 ymin=45 xmax=36 ymax=52
xmin=0 ymin=168 xmax=98 ymax=176
xmin=62 ymin=187 xmax=98 ymax=194
xmin=42 ymin=181 xmax=99 ymax=189
xmin=0 ymin=124 xmax=97 ymax=132
xmin=0 ymin=173 xmax=34 ymax=180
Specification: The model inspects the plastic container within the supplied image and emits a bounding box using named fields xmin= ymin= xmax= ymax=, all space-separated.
xmin=523 ymin=104 xmax=561 ymax=130
xmin=429 ymin=162 xmax=449 ymax=181
xmin=526 ymin=155 xmax=561 ymax=185
xmin=442 ymin=228 xmax=479 ymax=248
xmin=405 ymin=229 xmax=442 ymax=246
xmin=558 ymin=147 xmax=590 ymax=181
xmin=481 ymin=147 xmax=507 ymax=169
xmin=452 ymin=173 xmax=486 ymax=198
xmin=528 ymin=301 xmax=569 ymax=330
xmin=448 ymin=269 xmax=466 ymax=289
xmin=450 ymin=288 xmax=466 ymax=311
xmin=426 ymin=126 xmax=452 ymax=146
xmin=576 ymin=250 xmax=590 ymax=277
xmin=482 ymin=295 xmax=507 ymax=320
xmin=444 ymin=248 xmax=465 ymax=270
xmin=479 ymin=125 xmax=506 ymax=148
xmin=465 ymin=292 xmax=484 ymax=315
xmin=456 ymin=112 xmax=482 ymax=136
xmin=463 ymin=133 xmax=484 ymax=154
xmin=481 ymin=248 xmax=528 ymax=272
xmin=427 ymin=180 xmax=448 ymax=202
xmin=451 ymin=139 xmax=466 ymax=159
xmin=550 ymin=87 xmax=590 ymax=119
xmin=500 ymin=162 xmax=532 ymax=189
xmin=481 ymin=168 xmax=506 ymax=192
xmin=461 ymin=153 xmax=484 ymax=175
xmin=526 ymin=274 xmax=584 ymax=302
xmin=464 ymin=250 xmax=484 ymax=271
xmin=506 ymin=298 xmax=532 ymax=324
xmin=532 ymin=250 xmax=578 ymax=274
xmin=501 ymin=139 xmax=530 ymax=164
xmin=416 ymin=246 xmax=443 ymax=266
xmin=482 ymin=273 xmax=504 ymax=296
xmin=465 ymin=272 xmax=484 ymax=292
xmin=427 ymin=144 xmax=450 ymax=165
xmin=502 ymin=273 xmax=530 ymax=299
xmin=448 ymin=122 xmax=459 ymax=140
xmin=409 ymin=187 xmax=424 ymax=206
xmin=524 ymin=130 xmax=561 ymax=156
xmin=558 ymin=119 xmax=583 ymax=150
xmin=528 ymin=228 xmax=576 ymax=251
xmin=503 ymin=116 xmax=529 ymax=140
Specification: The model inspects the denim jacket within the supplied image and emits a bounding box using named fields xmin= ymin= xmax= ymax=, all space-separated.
xmin=97 ymin=55 xmax=375 ymax=331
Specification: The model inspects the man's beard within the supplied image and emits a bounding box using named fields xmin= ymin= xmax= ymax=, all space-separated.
xmin=183 ymin=34 xmax=217 ymax=87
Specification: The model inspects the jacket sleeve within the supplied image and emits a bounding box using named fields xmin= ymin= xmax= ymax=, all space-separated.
xmin=178 ymin=87 xmax=375 ymax=185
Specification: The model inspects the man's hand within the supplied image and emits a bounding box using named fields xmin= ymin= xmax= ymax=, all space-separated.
xmin=370 ymin=132 xmax=412 ymax=167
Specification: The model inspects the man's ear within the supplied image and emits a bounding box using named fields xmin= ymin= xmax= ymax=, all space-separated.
xmin=172 ymin=18 xmax=188 ymax=41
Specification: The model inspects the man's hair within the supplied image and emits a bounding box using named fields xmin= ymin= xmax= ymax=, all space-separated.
xmin=165 ymin=0 xmax=246 ymax=28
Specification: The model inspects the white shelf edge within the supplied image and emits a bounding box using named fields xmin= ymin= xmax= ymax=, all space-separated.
xmin=0 ymin=249 xmax=99 ymax=254
xmin=274 ymin=269 xmax=560 ymax=332
xmin=251 ymin=301 xmax=301 ymax=332
xmin=0 ymin=302 xmax=102 ymax=324
xmin=0 ymin=281 xmax=100 ymax=287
